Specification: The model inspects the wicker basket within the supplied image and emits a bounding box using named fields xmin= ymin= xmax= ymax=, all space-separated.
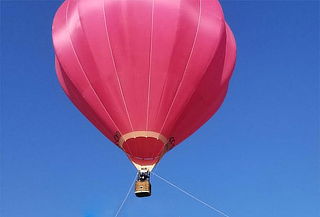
xmin=135 ymin=180 xmax=151 ymax=197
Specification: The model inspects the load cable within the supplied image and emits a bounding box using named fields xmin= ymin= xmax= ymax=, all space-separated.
xmin=152 ymin=172 xmax=231 ymax=217
xmin=114 ymin=172 xmax=137 ymax=217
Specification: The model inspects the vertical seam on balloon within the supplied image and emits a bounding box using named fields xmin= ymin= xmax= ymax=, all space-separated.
xmin=75 ymin=0 xmax=128 ymax=140
xmin=159 ymin=0 xmax=202 ymax=135
xmin=102 ymin=0 xmax=134 ymax=132
xmin=153 ymin=72 xmax=168 ymax=129
xmin=76 ymin=0 xmax=125 ymax=137
xmin=146 ymin=0 xmax=155 ymax=133
xmin=65 ymin=0 xmax=122 ymax=135
xmin=147 ymin=0 xmax=155 ymax=159
xmin=169 ymin=20 xmax=226 ymax=146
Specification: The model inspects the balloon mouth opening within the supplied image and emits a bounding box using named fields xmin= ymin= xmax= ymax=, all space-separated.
xmin=122 ymin=136 xmax=166 ymax=166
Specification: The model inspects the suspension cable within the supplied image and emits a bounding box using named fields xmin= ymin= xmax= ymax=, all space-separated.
xmin=152 ymin=172 xmax=231 ymax=217
xmin=114 ymin=172 xmax=137 ymax=217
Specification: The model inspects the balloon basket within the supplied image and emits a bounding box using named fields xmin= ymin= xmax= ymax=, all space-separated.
xmin=135 ymin=171 xmax=151 ymax=197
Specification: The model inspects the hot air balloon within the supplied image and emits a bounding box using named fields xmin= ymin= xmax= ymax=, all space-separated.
xmin=52 ymin=0 xmax=236 ymax=197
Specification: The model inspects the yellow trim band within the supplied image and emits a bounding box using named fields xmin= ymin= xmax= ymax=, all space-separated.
xmin=118 ymin=131 xmax=168 ymax=148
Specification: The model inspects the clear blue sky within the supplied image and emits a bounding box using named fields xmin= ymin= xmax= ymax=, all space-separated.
xmin=1 ymin=1 xmax=319 ymax=217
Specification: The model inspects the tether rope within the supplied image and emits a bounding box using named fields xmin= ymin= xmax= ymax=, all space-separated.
xmin=152 ymin=172 xmax=231 ymax=217
xmin=114 ymin=173 xmax=137 ymax=217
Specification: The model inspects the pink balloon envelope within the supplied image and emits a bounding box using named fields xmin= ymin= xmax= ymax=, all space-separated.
xmin=52 ymin=0 xmax=236 ymax=171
